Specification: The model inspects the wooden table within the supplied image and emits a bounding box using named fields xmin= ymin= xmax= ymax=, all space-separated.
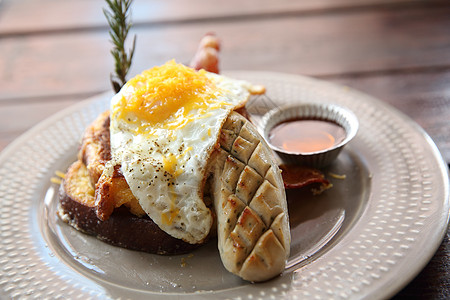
xmin=1 ymin=0 xmax=449 ymax=298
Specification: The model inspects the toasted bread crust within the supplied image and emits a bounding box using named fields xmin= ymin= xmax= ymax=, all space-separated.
xmin=79 ymin=110 xmax=111 ymax=184
xmin=79 ymin=110 xmax=145 ymax=220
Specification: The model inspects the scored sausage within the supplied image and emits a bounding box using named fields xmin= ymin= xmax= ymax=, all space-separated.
xmin=208 ymin=111 xmax=291 ymax=282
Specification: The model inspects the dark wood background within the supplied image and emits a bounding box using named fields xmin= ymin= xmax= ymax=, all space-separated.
xmin=0 ymin=0 xmax=449 ymax=298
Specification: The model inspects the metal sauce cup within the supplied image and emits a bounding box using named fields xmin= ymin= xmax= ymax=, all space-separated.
xmin=261 ymin=103 xmax=359 ymax=168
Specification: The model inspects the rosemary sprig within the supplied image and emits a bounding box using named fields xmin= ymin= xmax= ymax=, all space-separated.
xmin=103 ymin=0 xmax=136 ymax=92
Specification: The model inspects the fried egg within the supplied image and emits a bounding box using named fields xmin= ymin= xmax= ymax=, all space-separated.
xmin=108 ymin=61 xmax=252 ymax=244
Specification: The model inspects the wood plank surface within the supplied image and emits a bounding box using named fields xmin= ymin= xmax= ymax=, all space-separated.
xmin=0 ymin=0 xmax=429 ymax=35
xmin=1 ymin=4 xmax=450 ymax=102
xmin=393 ymin=232 xmax=450 ymax=299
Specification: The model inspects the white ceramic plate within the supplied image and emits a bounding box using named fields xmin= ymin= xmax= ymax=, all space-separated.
xmin=0 ymin=72 xmax=448 ymax=300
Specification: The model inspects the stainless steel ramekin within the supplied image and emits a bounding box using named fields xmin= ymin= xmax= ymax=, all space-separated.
xmin=260 ymin=103 xmax=359 ymax=168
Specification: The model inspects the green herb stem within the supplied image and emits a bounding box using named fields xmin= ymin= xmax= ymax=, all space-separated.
xmin=103 ymin=0 xmax=136 ymax=92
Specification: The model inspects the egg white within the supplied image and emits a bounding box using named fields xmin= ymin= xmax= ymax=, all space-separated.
xmin=108 ymin=67 xmax=251 ymax=244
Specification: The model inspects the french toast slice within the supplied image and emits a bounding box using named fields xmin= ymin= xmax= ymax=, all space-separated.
xmin=58 ymin=160 xmax=202 ymax=255
xmin=58 ymin=111 xmax=204 ymax=254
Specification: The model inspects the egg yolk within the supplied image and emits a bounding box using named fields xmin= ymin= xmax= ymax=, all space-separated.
xmin=112 ymin=60 xmax=229 ymax=133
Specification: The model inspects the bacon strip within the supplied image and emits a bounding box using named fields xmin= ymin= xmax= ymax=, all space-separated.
xmin=279 ymin=164 xmax=330 ymax=190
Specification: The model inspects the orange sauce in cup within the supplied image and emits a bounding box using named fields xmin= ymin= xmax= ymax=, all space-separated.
xmin=268 ymin=119 xmax=346 ymax=153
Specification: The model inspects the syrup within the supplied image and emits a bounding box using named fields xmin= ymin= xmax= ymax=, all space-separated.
xmin=268 ymin=119 xmax=346 ymax=153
